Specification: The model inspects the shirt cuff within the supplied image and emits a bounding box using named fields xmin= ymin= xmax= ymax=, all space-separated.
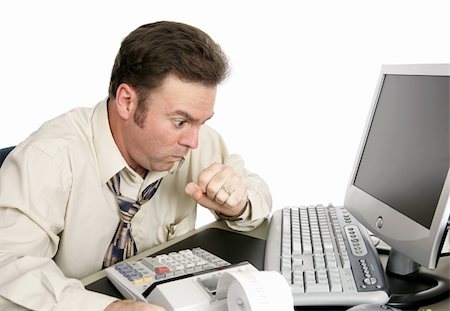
xmin=216 ymin=199 xmax=250 ymax=221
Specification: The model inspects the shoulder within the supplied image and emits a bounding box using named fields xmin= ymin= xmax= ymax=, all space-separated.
xmin=12 ymin=106 xmax=96 ymax=166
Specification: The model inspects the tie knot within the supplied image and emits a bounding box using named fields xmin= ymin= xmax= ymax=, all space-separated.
xmin=116 ymin=196 xmax=140 ymax=223
xmin=107 ymin=172 xmax=162 ymax=218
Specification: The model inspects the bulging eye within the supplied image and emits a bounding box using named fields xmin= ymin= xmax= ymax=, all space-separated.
xmin=174 ymin=119 xmax=187 ymax=128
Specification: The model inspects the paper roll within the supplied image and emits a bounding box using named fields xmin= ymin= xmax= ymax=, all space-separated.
xmin=217 ymin=270 xmax=294 ymax=311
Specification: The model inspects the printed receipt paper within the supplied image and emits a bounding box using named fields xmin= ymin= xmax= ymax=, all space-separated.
xmin=216 ymin=270 xmax=294 ymax=311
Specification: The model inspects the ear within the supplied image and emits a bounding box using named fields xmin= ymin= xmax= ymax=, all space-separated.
xmin=115 ymin=83 xmax=138 ymax=120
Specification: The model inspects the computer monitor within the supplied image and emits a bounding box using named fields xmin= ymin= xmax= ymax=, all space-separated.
xmin=344 ymin=64 xmax=450 ymax=307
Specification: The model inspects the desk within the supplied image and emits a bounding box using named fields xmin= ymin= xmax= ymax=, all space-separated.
xmin=82 ymin=220 xmax=449 ymax=311
xmin=82 ymin=221 xmax=268 ymax=299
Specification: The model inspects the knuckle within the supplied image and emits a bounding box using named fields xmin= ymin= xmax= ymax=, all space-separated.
xmin=227 ymin=197 xmax=239 ymax=208
xmin=206 ymin=187 xmax=215 ymax=199
xmin=197 ymin=174 xmax=210 ymax=188
xmin=208 ymin=181 xmax=221 ymax=193
xmin=211 ymin=162 xmax=223 ymax=170
xmin=217 ymin=198 xmax=225 ymax=205
xmin=223 ymin=165 xmax=233 ymax=173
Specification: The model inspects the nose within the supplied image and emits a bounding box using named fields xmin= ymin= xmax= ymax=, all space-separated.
xmin=179 ymin=126 xmax=199 ymax=149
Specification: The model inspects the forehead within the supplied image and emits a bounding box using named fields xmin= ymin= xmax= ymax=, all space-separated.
xmin=148 ymin=74 xmax=216 ymax=121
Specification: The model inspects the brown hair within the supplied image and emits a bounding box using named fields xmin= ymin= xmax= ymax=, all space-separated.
xmin=108 ymin=21 xmax=229 ymax=126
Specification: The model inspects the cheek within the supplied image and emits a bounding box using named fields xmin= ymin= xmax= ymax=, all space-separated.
xmin=142 ymin=124 xmax=180 ymax=153
xmin=139 ymin=114 xmax=184 ymax=152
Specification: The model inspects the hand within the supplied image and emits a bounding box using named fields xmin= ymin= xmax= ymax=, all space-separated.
xmin=105 ymin=300 xmax=166 ymax=311
xmin=185 ymin=162 xmax=248 ymax=217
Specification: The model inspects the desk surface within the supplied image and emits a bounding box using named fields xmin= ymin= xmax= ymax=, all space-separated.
xmin=82 ymin=220 xmax=449 ymax=311
xmin=82 ymin=220 xmax=268 ymax=286
xmin=84 ymin=225 xmax=266 ymax=299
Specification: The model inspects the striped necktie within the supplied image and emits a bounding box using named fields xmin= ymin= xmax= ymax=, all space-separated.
xmin=103 ymin=172 xmax=162 ymax=268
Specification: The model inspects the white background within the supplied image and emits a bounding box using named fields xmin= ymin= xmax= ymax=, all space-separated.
xmin=1 ymin=0 xmax=449 ymax=228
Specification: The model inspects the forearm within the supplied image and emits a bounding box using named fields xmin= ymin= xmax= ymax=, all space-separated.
xmin=0 ymin=254 xmax=116 ymax=310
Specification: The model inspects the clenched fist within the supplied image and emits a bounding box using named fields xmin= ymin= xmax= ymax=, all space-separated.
xmin=185 ymin=162 xmax=248 ymax=218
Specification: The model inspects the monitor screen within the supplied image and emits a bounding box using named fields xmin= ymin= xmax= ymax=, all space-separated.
xmin=354 ymin=74 xmax=450 ymax=229
xmin=345 ymin=64 xmax=450 ymax=270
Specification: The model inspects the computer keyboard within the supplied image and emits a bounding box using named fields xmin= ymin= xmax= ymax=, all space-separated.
xmin=105 ymin=247 xmax=231 ymax=301
xmin=264 ymin=204 xmax=390 ymax=306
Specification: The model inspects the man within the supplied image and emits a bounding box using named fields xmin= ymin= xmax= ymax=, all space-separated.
xmin=0 ymin=21 xmax=271 ymax=310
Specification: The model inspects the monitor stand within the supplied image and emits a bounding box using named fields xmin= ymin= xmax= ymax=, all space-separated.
xmin=385 ymin=249 xmax=450 ymax=309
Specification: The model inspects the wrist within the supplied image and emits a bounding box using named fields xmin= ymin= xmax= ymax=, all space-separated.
xmin=216 ymin=199 xmax=250 ymax=221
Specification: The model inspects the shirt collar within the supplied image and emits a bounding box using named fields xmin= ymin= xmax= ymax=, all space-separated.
xmin=91 ymin=99 xmax=185 ymax=185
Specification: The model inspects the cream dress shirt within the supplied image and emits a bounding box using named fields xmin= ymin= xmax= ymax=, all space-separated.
xmin=0 ymin=100 xmax=272 ymax=310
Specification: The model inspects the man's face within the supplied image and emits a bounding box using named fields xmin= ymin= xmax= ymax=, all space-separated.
xmin=123 ymin=74 xmax=216 ymax=173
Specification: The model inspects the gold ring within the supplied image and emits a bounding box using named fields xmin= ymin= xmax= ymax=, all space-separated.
xmin=221 ymin=185 xmax=232 ymax=195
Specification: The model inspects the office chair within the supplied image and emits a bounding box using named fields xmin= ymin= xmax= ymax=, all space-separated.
xmin=0 ymin=146 xmax=15 ymax=168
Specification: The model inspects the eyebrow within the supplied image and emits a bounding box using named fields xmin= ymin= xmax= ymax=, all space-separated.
xmin=171 ymin=110 xmax=214 ymax=124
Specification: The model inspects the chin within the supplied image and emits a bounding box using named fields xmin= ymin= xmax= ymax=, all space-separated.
xmin=151 ymin=162 xmax=176 ymax=172
xmin=151 ymin=165 xmax=171 ymax=172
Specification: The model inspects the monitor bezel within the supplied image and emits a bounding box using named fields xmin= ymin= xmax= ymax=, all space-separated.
xmin=344 ymin=64 xmax=450 ymax=270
